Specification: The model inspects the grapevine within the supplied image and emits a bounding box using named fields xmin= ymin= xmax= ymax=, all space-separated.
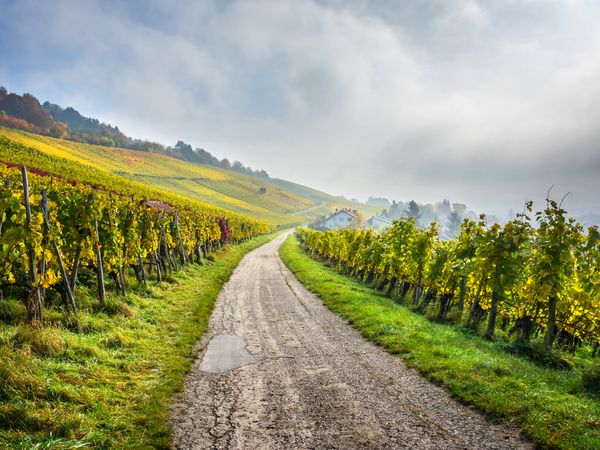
xmin=0 ymin=163 xmax=271 ymax=325
xmin=298 ymin=203 xmax=600 ymax=352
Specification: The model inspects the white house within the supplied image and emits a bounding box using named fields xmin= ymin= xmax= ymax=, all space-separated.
xmin=367 ymin=215 xmax=392 ymax=231
xmin=321 ymin=209 xmax=357 ymax=230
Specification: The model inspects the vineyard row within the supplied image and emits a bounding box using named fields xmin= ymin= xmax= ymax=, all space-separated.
xmin=0 ymin=164 xmax=271 ymax=325
xmin=297 ymin=201 xmax=599 ymax=352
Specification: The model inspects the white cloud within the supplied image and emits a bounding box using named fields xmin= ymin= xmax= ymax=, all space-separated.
xmin=2 ymin=0 xmax=600 ymax=214
xmin=434 ymin=0 xmax=489 ymax=28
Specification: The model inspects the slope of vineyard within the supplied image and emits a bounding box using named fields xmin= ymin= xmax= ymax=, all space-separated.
xmin=0 ymin=158 xmax=270 ymax=315
xmin=0 ymin=127 xmax=376 ymax=224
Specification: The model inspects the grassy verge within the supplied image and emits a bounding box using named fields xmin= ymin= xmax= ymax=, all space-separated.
xmin=0 ymin=233 xmax=277 ymax=449
xmin=279 ymin=234 xmax=600 ymax=450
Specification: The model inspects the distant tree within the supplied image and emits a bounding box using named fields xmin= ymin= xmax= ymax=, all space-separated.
xmin=0 ymin=114 xmax=37 ymax=132
xmin=99 ymin=136 xmax=115 ymax=147
xmin=350 ymin=211 xmax=366 ymax=229
xmin=448 ymin=211 xmax=462 ymax=235
xmin=174 ymin=140 xmax=193 ymax=153
xmin=258 ymin=187 xmax=267 ymax=194
xmin=192 ymin=148 xmax=219 ymax=165
xmin=389 ymin=200 xmax=404 ymax=218
xmin=437 ymin=199 xmax=452 ymax=216
xmin=220 ymin=158 xmax=232 ymax=169
xmin=420 ymin=204 xmax=436 ymax=225
xmin=50 ymin=122 xmax=69 ymax=139
xmin=367 ymin=197 xmax=391 ymax=207
xmin=406 ymin=200 xmax=421 ymax=221
xmin=0 ymin=90 xmax=54 ymax=130
xmin=452 ymin=203 xmax=467 ymax=216
xmin=129 ymin=139 xmax=165 ymax=152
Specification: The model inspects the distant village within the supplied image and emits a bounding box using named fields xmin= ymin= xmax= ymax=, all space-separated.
xmin=311 ymin=208 xmax=391 ymax=232
xmin=309 ymin=198 xmax=507 ymax=239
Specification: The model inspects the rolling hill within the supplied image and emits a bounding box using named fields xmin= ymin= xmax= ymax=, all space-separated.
xmin=0 ymin=126 xmax=377 ymax=225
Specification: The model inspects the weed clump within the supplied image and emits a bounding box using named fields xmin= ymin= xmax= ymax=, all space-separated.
xmin=101 ymin=330 xmax=131 ymax=348
xmin=0 ymin=347 xmax=42 ymax=400
xmin=0 ymin=404 xmax=81 ymax=437
xmin=582 ymin=365 xmax=600 ymax=395
xmin=0 ymin=299 xmax=27 ymax=323
xmin=94 ymin=298 xmax=136 ymax=317
xmin=12 ymin=326 xmax=66 ymax=357
xmin=64 ymin=314 xmax=107 ymax=334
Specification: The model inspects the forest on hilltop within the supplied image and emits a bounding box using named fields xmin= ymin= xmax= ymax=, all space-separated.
xmin=0 ymin=86 xmax=268 ymax=178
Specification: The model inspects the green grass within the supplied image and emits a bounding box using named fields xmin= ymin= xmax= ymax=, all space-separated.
xmin=0 ymin=233 xmax=277 ymax=449
xmin=279 ymin=234 xmax=600 ymax=450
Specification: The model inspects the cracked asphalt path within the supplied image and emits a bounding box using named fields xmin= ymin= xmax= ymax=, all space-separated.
xmin=171 ymin=232 xmax=532 ymax=449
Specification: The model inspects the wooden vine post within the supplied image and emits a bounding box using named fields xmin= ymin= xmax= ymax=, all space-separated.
xmin=70 ymin=245 xmax=82 ymax=296
xmin=0 ymin=179 xmax=8 ymax=236
xmin=91 ymin=192 xmax=106 ymax=303
xmin=21 ymin=166 xmax=43 ymax=326
xmin=175 ymin=213 xmax=188 ymax=265
xmin=40 ymin=190 xmax=78 ymax=314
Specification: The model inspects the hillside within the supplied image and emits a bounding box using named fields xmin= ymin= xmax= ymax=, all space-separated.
xmin=0 ymin=127 xmax=376 ymax=225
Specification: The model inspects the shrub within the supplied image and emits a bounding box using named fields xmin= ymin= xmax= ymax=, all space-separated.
xmin=505 ymin=341 xmax=573 ymax=369
xmin=582 ymin=365 xmax=600 ymax=395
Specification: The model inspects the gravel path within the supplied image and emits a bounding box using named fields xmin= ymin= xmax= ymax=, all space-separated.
xmin=171 ymin=232 xmax=533 ymax=449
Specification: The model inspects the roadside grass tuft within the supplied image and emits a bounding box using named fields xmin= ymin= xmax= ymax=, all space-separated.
xmin=279 ymin=234 xmax=600 ymax=450
xmin=12 ymin=326 xmax=67 ymax=357
xmin=0 ymin=233 xmax=277 ymax=449
xmin=92 ymin=297 xmax=137 ymax=317
xmin=0 ymin=299 xmax=27 ymax=324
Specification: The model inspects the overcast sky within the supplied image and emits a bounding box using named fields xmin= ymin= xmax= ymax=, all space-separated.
xmin=1 ymin=0 xmax=599 ymax=216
